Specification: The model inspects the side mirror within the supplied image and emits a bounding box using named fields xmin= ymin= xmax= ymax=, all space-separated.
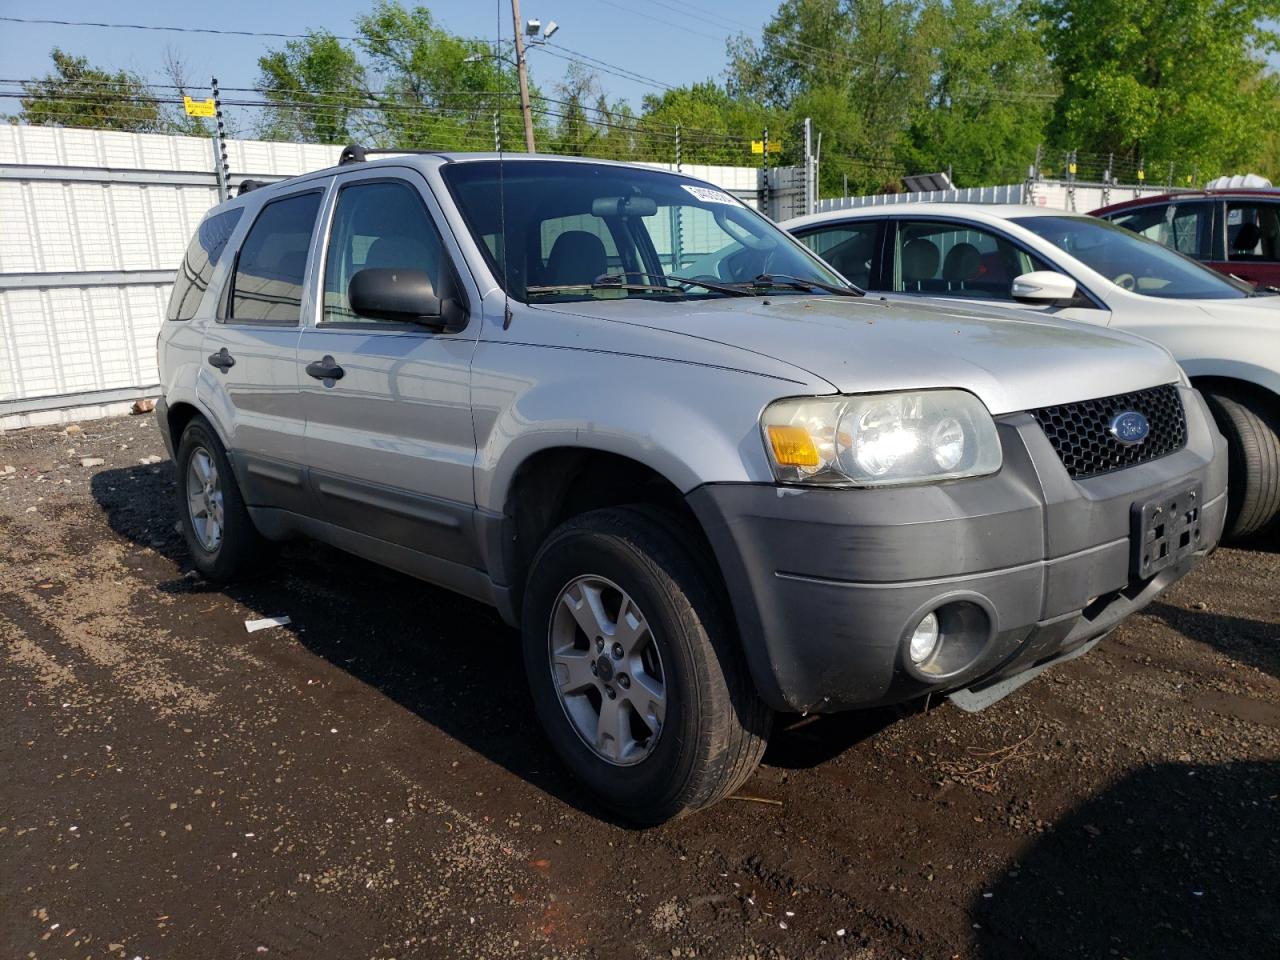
xmin=348 ymin=268 xmax=441 ymax=326
xmin=1011 ymin=271 xmax=1078 ymax=305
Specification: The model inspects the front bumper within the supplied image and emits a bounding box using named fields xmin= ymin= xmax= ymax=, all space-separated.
xmin=688 ymin=385 xmax=1228 ymax=713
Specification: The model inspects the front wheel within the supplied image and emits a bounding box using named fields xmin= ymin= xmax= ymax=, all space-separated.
xmin=1202 ymin=388 xmax=1280 ymax=538
xmin=522 ymin=506 xmax=771 ymax=825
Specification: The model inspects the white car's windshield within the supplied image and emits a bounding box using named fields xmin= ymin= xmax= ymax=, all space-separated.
xmin=1013 ymin=215 xmax=1249 ymax=300
xmin=442 ymin=160 xmax=854 ymax=303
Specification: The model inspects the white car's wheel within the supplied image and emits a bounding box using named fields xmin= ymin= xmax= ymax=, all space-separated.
xmin=1203 ymin=389 xmax=1280 ymax=538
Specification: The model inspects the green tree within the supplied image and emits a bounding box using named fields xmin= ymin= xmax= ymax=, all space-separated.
xmin=639 ymin=81 xmax=783 ymax=165
xmin=546 ymin=63 xmax=632 ymax=158
xmin=355 ymin=0 xmax=542 ymax=150
xmin=257 ymin=31 xmax=367 ymax=144
xmin=727 ymin=0 xmax=937 ymax=191
xmin=898 ymin=0 xmax=1054 ymax=186
xmin=1038 ymin=0 xmax=1280 ymax=177
xmin=21 ymin=49 xmax=163 ymax=132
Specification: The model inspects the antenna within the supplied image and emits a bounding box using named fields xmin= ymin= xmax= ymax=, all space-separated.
xmin=498 ymin=0 xmax=512 ymax=330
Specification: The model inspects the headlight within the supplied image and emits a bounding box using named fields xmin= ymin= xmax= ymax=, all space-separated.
xmin=761 ymin=390 xmax=1003 ymax=486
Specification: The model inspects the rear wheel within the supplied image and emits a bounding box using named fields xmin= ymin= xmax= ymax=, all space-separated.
xmin=175 ymin=415 xmax=275 ymax=580
xmin=522 ymin=506 xmax=771 ymax=825
xmin=1202 ymin=388 xmax=1280 ymax=538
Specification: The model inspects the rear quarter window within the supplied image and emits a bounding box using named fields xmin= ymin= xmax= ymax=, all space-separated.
xmin=166 ymin=208 xmax=244 ymax=320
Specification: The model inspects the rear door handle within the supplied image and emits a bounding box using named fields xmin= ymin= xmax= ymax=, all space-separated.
xmin=207 ymin=348 xmax=235 ymax=372
xmin=305 ymin=356 xmax=345 ymax=381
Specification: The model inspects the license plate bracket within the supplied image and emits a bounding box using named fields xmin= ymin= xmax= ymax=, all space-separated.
xmin=1132 ymin=482 xmax=1202 ymax=580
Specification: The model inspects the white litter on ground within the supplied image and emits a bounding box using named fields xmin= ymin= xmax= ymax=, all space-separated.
xmin=244 ymin=616 xmax=291 ymax=633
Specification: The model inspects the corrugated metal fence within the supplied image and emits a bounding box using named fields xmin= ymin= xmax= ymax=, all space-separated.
xmin=0 ymin=125 xmax=345 ymax=428
xmin=0 ymin=124 xmax=789 ymax=430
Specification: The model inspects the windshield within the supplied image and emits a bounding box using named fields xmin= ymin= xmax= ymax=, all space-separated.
xmin=1013 ymin=215 xmax=1249 ymax=300
xmin=441 ymin=160 xmax=850 ymax=302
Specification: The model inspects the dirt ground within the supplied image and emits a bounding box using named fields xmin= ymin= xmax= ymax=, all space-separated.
xmin=1 ymin=414 xmax=1277 ymax=960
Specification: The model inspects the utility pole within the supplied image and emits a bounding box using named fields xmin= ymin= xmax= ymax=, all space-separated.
xmin=511 ymin=0 xmax=536 ymax=153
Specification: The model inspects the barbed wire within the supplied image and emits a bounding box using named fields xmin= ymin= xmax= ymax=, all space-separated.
xmin=3 ymin=74 xmax=1213 ymax=191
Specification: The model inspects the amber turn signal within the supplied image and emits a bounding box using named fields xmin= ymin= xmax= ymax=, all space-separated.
xmin=766 ymin=424 xmax=820 ymax=467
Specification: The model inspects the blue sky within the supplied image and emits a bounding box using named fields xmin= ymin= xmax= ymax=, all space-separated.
xmin=0 ymin=0 xmax=782 ymax=107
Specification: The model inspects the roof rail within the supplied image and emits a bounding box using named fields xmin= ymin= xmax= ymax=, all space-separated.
xmin=237 ymin=179 xmax=271 ymax=196
xmin=338 ymin=143 xmax=449 ymax=166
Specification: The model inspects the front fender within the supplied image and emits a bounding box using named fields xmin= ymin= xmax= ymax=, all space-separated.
xmin=1181 ymin=358 xmax=1280 ymax=400
xmin=471 ymin=342 xmax=814 ymax=513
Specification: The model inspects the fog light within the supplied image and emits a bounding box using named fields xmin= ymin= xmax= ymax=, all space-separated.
xmin=908 ymin=612 xmax=940 ymax=664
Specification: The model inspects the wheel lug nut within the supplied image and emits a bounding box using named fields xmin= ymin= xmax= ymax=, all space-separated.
xmin=595 ymin=638 xmax=604 ymax=652
xmin=611 ymin=643 xmax=624 ymax=660
xmin=618 ymin=674 xmax=630 ymax=689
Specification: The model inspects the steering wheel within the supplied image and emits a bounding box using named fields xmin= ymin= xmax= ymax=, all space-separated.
xmin=1113 ymin=272 xmax=1136 ymax=291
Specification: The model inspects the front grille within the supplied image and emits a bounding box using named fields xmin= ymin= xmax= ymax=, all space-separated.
xmin=1030 ymin=383 xmax=1187 ymax=479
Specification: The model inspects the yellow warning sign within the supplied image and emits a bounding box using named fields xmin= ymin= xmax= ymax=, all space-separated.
xmin=751 ymin=140 xmax=782 ymax=154
xmin=184 ymin=96 xmax=216 ymax=118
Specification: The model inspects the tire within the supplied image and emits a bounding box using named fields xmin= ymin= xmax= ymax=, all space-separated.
xmin=521 ymin=506 xmax=772 ymax=825
xmin=1202 ymin=388 xmax=1280 ymax=539
xmin=175 ymin=415 xmax=275 ymax=581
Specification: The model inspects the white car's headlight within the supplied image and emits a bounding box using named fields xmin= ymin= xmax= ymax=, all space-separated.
xmin=761 ymin=390 xmax=1003 ymax=486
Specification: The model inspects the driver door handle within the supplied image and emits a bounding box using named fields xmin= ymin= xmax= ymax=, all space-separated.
xmin=305 ymin=356 xmax=345 ymax=381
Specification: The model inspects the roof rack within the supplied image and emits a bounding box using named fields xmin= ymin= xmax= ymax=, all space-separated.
xmin=338 ymin=143 xmax=448 ymax=165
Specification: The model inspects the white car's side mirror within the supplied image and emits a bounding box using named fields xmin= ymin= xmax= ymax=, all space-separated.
xmin=1011 ymin=271 xmax=1078 ymax=304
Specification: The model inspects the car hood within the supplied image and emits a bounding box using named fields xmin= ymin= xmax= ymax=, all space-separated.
xmin=544 ymin=295 xmax=1182 ymax=415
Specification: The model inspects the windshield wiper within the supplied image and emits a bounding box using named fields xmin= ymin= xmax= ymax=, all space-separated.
xmin=527 ymin=273 xmax=753 ymax=299
xmin=749 ymin=273 xmax=864 ymax=297
xmin=526 ymin=278 xmax=688 ymax=298
xmin=605 ymin=272 xmax=754 ymax=297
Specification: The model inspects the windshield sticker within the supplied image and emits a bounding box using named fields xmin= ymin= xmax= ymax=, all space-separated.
xmin=681 ymin=184 xmax=738 ymax=206
xmin=1227 ymin=208 xmax=1243 ymax=225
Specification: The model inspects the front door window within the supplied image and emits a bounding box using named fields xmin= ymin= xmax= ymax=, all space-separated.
xmin=892 ymin=221 xmax=1046 ymax=300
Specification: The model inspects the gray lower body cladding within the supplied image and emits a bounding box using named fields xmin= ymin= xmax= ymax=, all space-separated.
xmin=688 ymin=386 xmax=1229 ymax=714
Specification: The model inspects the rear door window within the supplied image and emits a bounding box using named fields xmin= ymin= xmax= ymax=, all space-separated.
xmin=230 ymin=191 xmax=323 ymax=324
xmin=1224 ymin=201 xmax=1280 ymax=262
xmin=795 ymin=221 xmax=882 ymax=288
xmin=167 ymin=208 xmax=243 ymax=320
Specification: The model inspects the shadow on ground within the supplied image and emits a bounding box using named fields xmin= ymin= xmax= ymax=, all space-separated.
xmin=90 ymin=463 xmax=889 ymax=823
xmin=971 ymin=759 xmax=1280 ymax=959
xmin=1146 ymin=600 xmax=1280 ymax=679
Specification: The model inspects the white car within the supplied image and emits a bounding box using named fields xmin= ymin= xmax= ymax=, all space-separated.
xmin=785 ymin=203 xmax=1280 ymax=538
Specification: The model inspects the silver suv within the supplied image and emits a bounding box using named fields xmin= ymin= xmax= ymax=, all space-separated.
xmin=156 ymin=153 xmax=1228 ymax=823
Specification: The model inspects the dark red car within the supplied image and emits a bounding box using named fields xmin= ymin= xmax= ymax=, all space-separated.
xmin=1092 ymin=189 xmax=1280 ymax=288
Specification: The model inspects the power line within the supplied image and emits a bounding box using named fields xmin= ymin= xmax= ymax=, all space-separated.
xmin=527 ymin=44 xmax=674 ymax=92
xmin=0 ymin=15 xmax=369 ymax=42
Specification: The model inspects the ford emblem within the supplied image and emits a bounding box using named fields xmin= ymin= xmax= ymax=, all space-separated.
xmin=1109 ymin=410 xmax=1150 ymax=446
